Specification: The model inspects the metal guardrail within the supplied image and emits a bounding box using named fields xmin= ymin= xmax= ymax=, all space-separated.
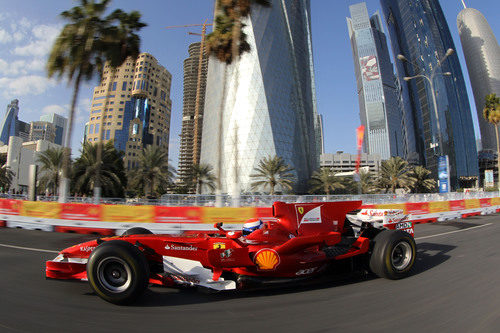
xmin=20 ymin=191 xmax=500 ymax=207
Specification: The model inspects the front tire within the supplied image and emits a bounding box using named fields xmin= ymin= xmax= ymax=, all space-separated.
xmin=369 ymin=230 xmax=416 ymax=280
xmin=122 ymin=227 xmax=153 ymax=236
xmin=87 ymin=240 xmax=150 ymax=304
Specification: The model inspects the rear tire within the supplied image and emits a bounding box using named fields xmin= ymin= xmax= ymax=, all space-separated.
xmin=87 ymin=240 xmax=150 ymax=304
xmin=122 ymin=227 xmax=153 ymax=236
xmin=369 ymin=230 xmax=416 ymax=280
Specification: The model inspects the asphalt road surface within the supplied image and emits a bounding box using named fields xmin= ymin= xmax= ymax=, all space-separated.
xmin=0 ymin=215 xmax=499 ymax=333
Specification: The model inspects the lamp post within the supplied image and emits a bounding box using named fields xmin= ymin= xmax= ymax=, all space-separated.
xmin=397 ymin=48 xmax=454 ymax=191
xmin=397 ymin=48 xmax=454 ymax=155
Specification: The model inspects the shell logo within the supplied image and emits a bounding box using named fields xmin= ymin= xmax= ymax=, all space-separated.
xmin=254 ymin=249 xmax=280 ymax=270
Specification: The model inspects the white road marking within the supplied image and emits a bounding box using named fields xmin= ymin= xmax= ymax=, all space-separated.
xmin=0 ymin=243 xmax=58 ymax=254
xmin=415 ymin=223 xmax=492 ymax=241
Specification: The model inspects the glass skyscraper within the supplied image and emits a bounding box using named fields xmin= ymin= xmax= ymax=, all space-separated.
xmin=380 ymin=0 xmax=478 ymax=187
xmin=0 ymin=99 xmax=30 ymax=145
xmin=200 ymin=0 xmax=319 ymax=194
xmin=347 ymin=2 xmax=404 ymax=160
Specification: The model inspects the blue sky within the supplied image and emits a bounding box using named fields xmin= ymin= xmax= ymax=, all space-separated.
xmin=0 ymin=0 xmax=498 ymax=169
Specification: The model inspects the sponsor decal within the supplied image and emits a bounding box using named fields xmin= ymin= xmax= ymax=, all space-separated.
xmin=295 ymin=205 xmax=322 ymax=225
xmin=220 ymin=249 xmax=233 ymax=259
xmin=361 ymin=209 xmax=402 ymax=217
xmin=296 ymin=268 xmax=316 ymax=276
xmin=395 ymin=222 xmax=412 ymax=230
xmin=254 ymin=249 xmax=280 ymax=270
xmin=165 ymin=244 xmax=198 ymax=251
xmin=79 ymin=246 xmax=96 ymax=252
xmin=213 ymin=242 xmax=226 ymax=250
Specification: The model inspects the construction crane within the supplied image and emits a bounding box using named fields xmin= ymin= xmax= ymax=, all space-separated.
xmin=165 ymin=20 xmax=213 ymax=167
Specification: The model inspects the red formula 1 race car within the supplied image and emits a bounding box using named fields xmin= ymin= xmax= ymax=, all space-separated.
xmin=46 ymin=201 xmax=417 ymax=304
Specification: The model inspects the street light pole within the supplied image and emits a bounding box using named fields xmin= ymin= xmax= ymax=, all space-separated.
xmin=397 ymin=48 xmax=454 ymax=156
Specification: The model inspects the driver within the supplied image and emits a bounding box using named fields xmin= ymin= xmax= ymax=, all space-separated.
xmin=242 ymin=218 xmax=264 ymax=236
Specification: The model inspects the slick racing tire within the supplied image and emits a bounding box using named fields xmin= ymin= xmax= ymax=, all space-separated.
xmin=122 ymin=227 xmax=153 ymax=236
xmin=369 ymin=230 xmax=416 ymax=280
xmin=87 ymin=240 xmax=150 ymax=305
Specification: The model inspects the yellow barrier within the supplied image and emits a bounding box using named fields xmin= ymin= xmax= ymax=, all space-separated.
xmin=101 ymin=205 xmax=155 ymax=223
xmin=20 ymin=201 xmax=61 ymax=219
xmin=464 ymin=199 xmax=480 ymax=209
xmin=428 ymin=201 xmax=451 ymax=213
xmin=200 ymin=207 xmax=257 ymax=224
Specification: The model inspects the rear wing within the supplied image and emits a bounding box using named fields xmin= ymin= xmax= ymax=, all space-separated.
xmin=346 ymin=209 xmax=414 ymax=237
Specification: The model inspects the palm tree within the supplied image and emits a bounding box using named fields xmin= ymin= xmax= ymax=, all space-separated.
xmin=190 ymin=164 xmax=216 ymax=194
xmin=37 ymin=147 xmax=65 ymax=195
xmin=47 ymin=0 xmax=113 ymax=202
xmin=206 ymin=0 xmax=270 ymax=200
xmin=407 ymin=166 xmax=436 ymax=193
xmin=73 ymin=141 xmax=127 ymax=198
xmin=309 ymin=168 xmax=345 ymax=196
xmin=0 ymin=154 xmax=14 ymax=193
xmin=483 ymin=93 xmax=500 ymax=189
xmin=93 ymin=9 xmax=146 ymax=202
xmin=129 ymin=146 xmax=174 ymax=198
xmin=376 ymin=157 xmax=411 ymax=193
xmin=250 ymin=156 xmax=295 ymax=195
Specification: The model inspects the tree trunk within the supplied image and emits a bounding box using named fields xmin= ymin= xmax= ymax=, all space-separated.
xmin=496 ymin=124 xmax=499 ymax=191
xmin=58 ymin=72 xmax=82 ymax=203
xmin=94 ymin=68 xmax=116 ymax=204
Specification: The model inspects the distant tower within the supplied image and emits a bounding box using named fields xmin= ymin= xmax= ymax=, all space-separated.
xmin=200 ymin=0 xmax=319 ymax=193
xmin=347 ymin=2 xmax=404 ymax=160
xmin=178 ymin=42 xmax=209 ymax=186
xmin=86 ymin=53 xmax=172 ymax=169
xmin=0 ymin=99 xmax=30 ymax=145
xmin=457 ymin=7 xmax=500 ymax=151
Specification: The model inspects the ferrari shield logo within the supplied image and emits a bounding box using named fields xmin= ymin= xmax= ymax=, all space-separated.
xmin=295 ymin=205 xmax=322 ymax=225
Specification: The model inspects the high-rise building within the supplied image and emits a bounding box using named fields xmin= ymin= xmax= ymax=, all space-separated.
xmin=29 ymin=121 xmax=56 ymax=142
xmin=0 ymin=99 xmax=30 ymax=145
xmin=380 ymin=0 xmax=478 ymax=188
xmin=200 ymin=0 xmax=319 ymax=194
xmin=86 ymin=53 xmax=172 ymax=169
xmin=457 ymin=7 xmax=500 ymax=151
xmin=347 ymin=2 xmax=403 ymax=160
xmin=178 ymin=42 xmax=209 ymax=185
xmin=40 ymin=113 xmax=68 ymax=146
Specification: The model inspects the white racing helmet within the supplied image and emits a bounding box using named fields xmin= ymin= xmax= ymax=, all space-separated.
xmin=242 ymin=219 xmax=263 ymax=236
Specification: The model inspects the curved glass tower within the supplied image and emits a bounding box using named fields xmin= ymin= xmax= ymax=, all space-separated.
xmin=380 ymin=0 xmax=478 ymax=188
xmin=457 ymin=8 xmax=500 ymax=151
xmin=200 ymin=0 xmax=319 ymax=194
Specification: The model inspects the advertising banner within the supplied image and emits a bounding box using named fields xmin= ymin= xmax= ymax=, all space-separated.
xmin=154 ymin=206 xmax=202 ymax=224
xmin=485 ymin=170 xmax=494 ymax=187
xmin=374 ymin=203 xmax=406 ymax=213
xmin=61 ymin=203 xmax=101 ymax=221
xmin=449 ymin=200 xmax=466 ymax=211
xmin=428 ymin=201 xmax=450 ymax=213
xmin=464 ymin=199 xmax=480 ymax=209
xmin=438 ymin=155 xmax=450 ymax=193
xmin=201 ymin=207 xmax=257 ymax=224
xmin=479 ymin=198 xmax=492 ymax=207
xmin=405 ymin=202 xmax=430 ymax=215
xmin=20 ymin=201 xmax=61 ymax=219
xmin=360 ymin=55 xmax=380 ymax=81
xmin=0 ymin=199 xmax=21 ymax=215
xmin=101 ymin=205 xmax=154 ymax=223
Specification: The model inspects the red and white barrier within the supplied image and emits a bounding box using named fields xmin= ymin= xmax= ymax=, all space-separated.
xmin=0 ymin=198 xmax=498 ymax=236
